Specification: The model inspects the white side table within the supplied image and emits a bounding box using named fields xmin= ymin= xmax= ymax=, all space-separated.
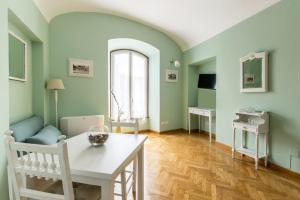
xmin=232 ymin=111 xmax=269 ymax=169
xmin=188 ymin=107 xmax=216 ymax=142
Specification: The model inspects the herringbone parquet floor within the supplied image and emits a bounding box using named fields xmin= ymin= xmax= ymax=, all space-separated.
xmin=141 ymin=131 xmax=300 ymax=200
xmin=29 ymin=131 xmax=300 ymax=200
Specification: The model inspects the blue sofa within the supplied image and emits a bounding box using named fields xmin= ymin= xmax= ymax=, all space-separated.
xmin=10 ymin=116 xmax=62 ymax=145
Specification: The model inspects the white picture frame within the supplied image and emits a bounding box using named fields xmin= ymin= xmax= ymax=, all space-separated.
xmin=165 ymin=69 xmax=178 ymax=82
xmin=240 ymin=52 xmax=268 ymax=93
xmin=8 ymin=31 xmax=27 ymax=82
xmin=69 ymin=58 xmax=94 ymax=78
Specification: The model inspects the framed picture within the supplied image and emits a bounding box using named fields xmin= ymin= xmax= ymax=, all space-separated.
xmin=9 ymin=31 xmax=27 ymax=82
xmin=69 ymin=58 xmax=94 ymax=77
xmin=240 ymin=52 xmax=268 ymax=92
xmin=165 ymin=69 xmax=178 ymax=82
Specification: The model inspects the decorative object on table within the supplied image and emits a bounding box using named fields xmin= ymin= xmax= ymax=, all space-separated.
xmin=9 ymin=31 xmax=27 ymax=82
xmin=47 ymin=79 xmax=65 ymax=127
xmin=87 ymin=125 xmax=109 ymax=146
xmin=170 ymin=58 xmax=181 ymax=68
xmin=69 ymin=58 xmax=94 ymax=77
xmin=110 ymin=90 xmax=124 ymax=132
xmin=240 ymin=52 xmax=268 ymax=93
xmin=232 ymin=109 xmax=269 ymax=169
xmin=166 ymin=69 xmax=178 ymax=82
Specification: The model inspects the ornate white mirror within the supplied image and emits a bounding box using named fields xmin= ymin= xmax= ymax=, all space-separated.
xmin=240 ymin=52 xmax=268 ymax=93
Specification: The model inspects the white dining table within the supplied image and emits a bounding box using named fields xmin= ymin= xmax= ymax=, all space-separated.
xmin=66 ymin=133 xmax=148 ymax=200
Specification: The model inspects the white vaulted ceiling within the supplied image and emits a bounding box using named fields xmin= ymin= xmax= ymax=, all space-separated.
xmin=33 ymin=0 xmax=280 ymax=50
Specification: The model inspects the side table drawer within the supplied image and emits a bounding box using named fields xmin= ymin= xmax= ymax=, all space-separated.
xmin=233 ymin=122 xmax=257 ymax=133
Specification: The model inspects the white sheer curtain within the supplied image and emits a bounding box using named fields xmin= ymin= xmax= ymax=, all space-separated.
xmin=110 ymin=50 xmax=148 ymax=121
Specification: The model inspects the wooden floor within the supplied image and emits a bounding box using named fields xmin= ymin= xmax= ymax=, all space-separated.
xmin=27 ymin=131 xmax=300 ymax=200
xmin=141 ymin=131 xmax=300 ymax=200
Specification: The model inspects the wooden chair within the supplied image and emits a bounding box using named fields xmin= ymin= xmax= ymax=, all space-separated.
xmin=5 ymin=130 xmax=74 ymax=200
xmin=109 ymin=119 xmax=139 ymax=200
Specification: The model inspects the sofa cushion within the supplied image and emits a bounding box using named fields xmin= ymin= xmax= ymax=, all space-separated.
xmin=10 ymin=116 xmax=44 ymax=142
xmin=26 ymin=125 xmax=62 ymax=145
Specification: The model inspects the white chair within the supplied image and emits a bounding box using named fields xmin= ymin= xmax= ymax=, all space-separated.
xmin=109 ymin=119 xmax=139 ymax=200
xmin=5 ymin=131 xmax=75 ymax=200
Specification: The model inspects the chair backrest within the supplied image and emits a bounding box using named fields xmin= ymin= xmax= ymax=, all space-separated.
xmin=5 ymin=130 xmax=74 ymax=200
xmin=108 ymin=119 xmax=139 ymax=134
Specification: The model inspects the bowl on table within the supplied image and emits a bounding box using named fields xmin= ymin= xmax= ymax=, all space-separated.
xmin=87 ymin=126 xmax=109 ymax=146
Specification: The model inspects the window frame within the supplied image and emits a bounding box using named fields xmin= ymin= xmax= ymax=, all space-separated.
xmin=109 ymin=49 xmax=149 ymax=120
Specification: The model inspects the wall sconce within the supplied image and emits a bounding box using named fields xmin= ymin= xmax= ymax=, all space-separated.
xmin=170 ymin=59 xmax=181 ymax=68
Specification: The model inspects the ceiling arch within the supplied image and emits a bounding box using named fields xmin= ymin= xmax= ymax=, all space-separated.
xmin=33 ymin=0 xmax=280 ymax=50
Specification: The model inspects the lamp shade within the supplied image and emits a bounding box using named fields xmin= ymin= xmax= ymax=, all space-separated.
xmin=47 ymin=79 xmax=65 ymax=90
xmin=174 ymin=60 xmax=181 ymax=68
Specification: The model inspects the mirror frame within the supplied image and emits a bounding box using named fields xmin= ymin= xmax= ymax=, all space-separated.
xmin=240 ymin=52 xmax=268 ymax=93
xmin=8 ymin=31 xmax=27 ymax=82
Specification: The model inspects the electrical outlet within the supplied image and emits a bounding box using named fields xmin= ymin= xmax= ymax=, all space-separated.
xmin=161 ymin=121 xmax=169 ymax=125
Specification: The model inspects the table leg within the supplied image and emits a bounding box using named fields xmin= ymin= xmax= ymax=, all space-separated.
xmin=137 ymin=145 xmax=144 ymax=200
xmin=232 ymin=128 xmax=236 ymax=159
xmin=198 ymin=116 xmax=201 ymax=134
xmin=255 ymin=133 xmax=259 ymax=170
xmin=209 ymin=116 xmax=212 ymax=143
xmin=265 ymin=132 xmax=268 ymax=167
xmin=101 ymin=180 xmax=114 ymax=200
xmin=241 ymin=130 xmax=245 ymax=157
xmin=133 ymin=157 xmax=137 ymax=192
xmin=188 ymin=113 xmax=191 ymax=134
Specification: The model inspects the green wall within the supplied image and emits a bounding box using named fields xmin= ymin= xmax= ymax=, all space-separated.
xmin=49 ymin=13 xmax=182 ymax=132
xmin=0 ymin=1 xmax=49 ymax=199
xmin=183 ymin=0 xmax=300 ymax=172
xmin=8 ymin=0 xmax=50 ymax=123
xmin=9 ymin=23 xmax=33 ymax=124
xmin=0 ymin=0 xmax=9 ymax=199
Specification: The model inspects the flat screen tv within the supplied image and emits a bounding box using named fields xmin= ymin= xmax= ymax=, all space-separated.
xmin=198 ymin=74 xmax=216 ymax=90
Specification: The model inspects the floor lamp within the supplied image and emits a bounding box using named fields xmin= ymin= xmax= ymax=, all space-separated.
xmin=47 ymin=79 xmax=65 ymax=127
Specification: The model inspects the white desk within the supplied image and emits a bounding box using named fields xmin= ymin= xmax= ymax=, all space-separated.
xmin=188 ymin=107 xmax=216 ymax=142
xmin=17 ymin=133 xmax=147 ymax=200
xmin=67 ymin=133 xmax=147 ymax=200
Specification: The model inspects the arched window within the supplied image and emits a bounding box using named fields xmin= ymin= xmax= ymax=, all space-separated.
xmin=110 ymin=50 xmax=149 ymax=120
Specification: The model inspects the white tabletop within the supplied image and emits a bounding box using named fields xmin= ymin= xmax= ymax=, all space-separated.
xmin=66 ymin=133 xmax=147 ymax=180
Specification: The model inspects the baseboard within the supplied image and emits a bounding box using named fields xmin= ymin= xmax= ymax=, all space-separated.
xmin=125 ymin=128 xmax=186 ymax=134
xmin=182 ymin=129 xmax=216 ymax=138
xmin=215 ymin=141 xmax=300 ymax=179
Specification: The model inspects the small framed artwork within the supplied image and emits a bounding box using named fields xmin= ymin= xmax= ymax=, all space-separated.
xmin=69 ymin=58 xmax=94 ymax=78
xmin=165 ymin=69 xmax=178 ymax=82
xmin=240 ymin=52 xmax=268 ymax=92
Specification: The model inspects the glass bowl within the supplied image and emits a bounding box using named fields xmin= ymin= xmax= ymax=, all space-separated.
xmin=87 ymin=126 xmax=109 ymax=146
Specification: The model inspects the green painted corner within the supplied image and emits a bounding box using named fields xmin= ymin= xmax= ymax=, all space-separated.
xmin=183 ymin=0 xmax=300 ymax=172
xmin=0 ymin=0 xmax=49 ymax=199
